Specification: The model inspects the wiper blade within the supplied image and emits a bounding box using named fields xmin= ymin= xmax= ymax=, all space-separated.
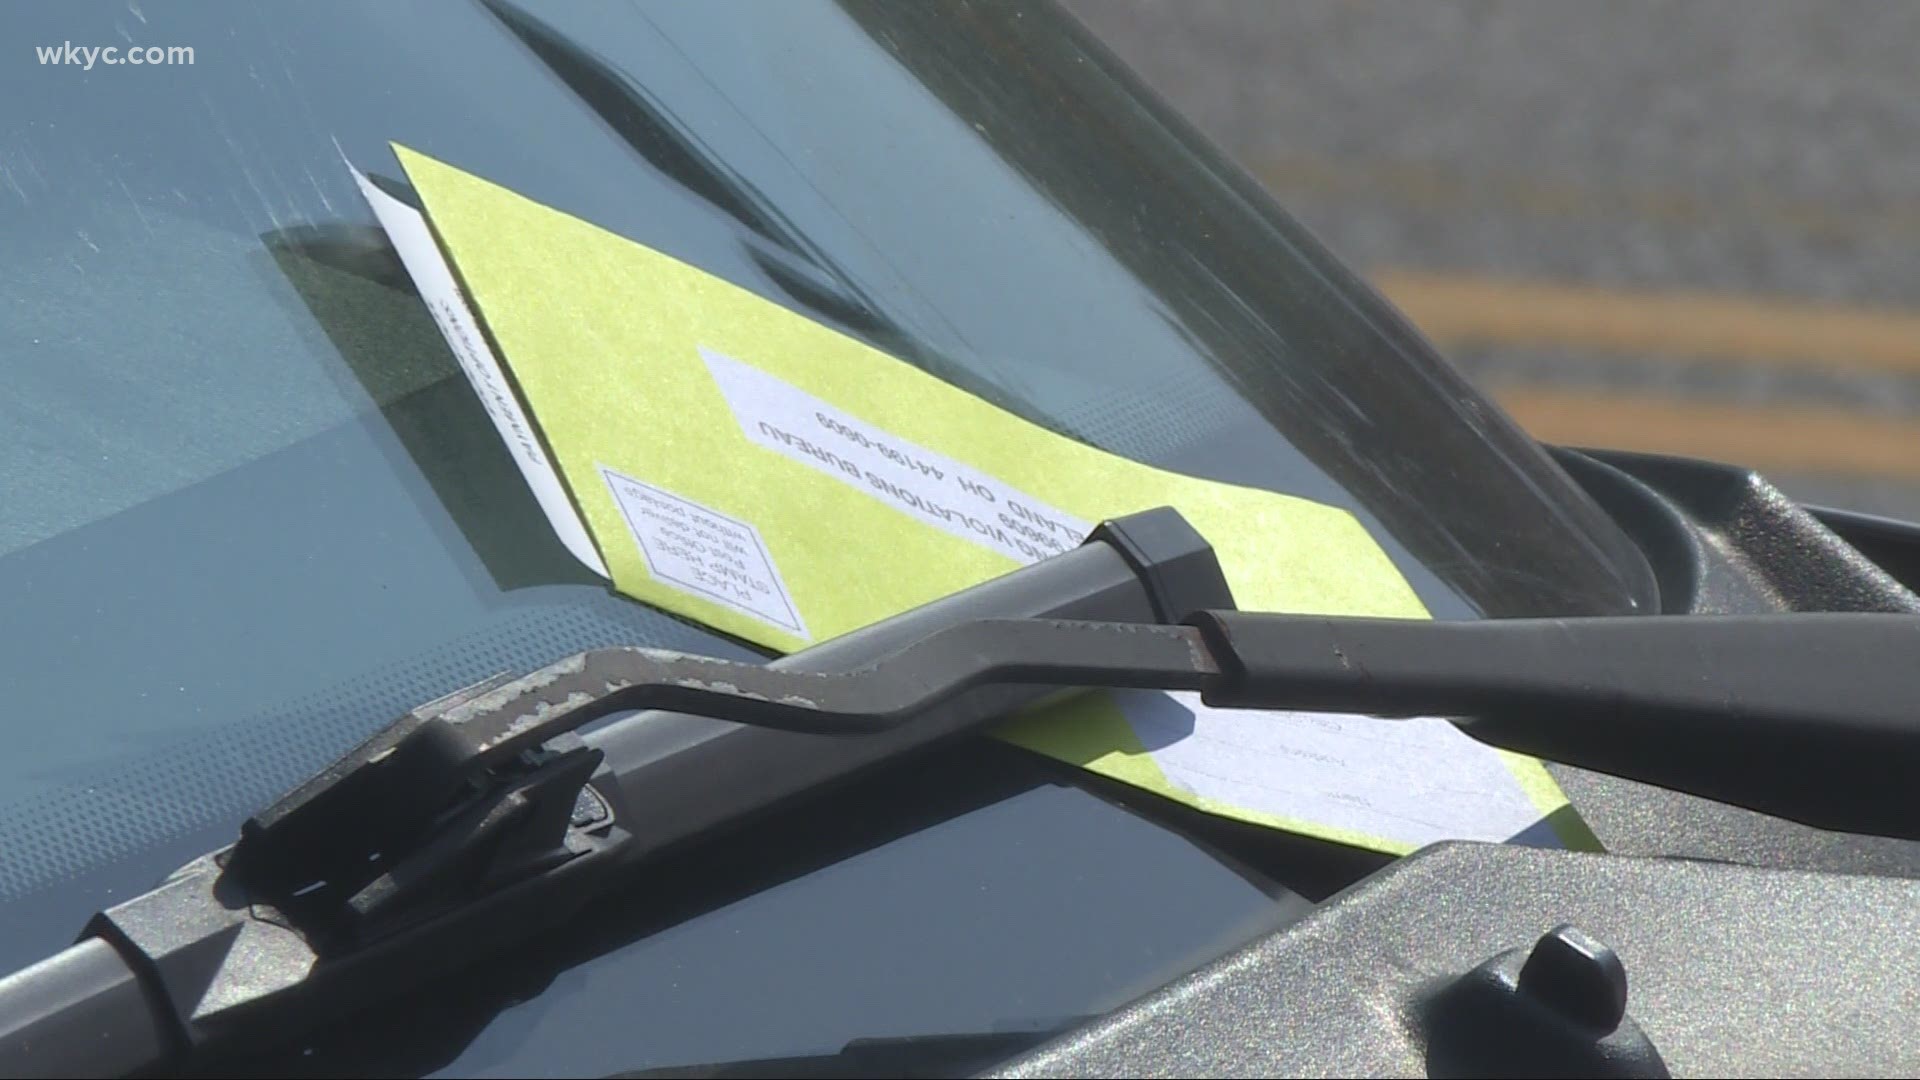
xmin=8 ymin=504 xmax=1920 ymax=1077
xmin=249 ymin=604 xmax=1920 ymax=932
xmin=1184 ymin=608 xmax=1920 ymax=838
xmin=222 ymin=618 xmax=1220 ymax=947
xmin=0 ymin=508 xmax=1233 ymax=1078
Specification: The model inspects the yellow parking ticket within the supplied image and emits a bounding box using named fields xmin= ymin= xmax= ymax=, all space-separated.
xmin=383 ymin=145 xmax=1590 ymax=854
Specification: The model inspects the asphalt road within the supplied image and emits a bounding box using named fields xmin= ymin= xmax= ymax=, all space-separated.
xmin=1062 ymin=0 xmax=1920 ymax=520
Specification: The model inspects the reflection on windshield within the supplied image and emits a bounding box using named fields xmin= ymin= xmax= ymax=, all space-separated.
xmin=1 ymin=0 xmax=1652 ymax=1073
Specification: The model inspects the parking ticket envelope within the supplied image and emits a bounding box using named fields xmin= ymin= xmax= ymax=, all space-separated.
xmin=362 ymin=145 xmax=1594 ymax=855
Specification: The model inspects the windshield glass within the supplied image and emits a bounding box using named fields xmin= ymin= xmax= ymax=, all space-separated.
xmin=1 ymin=1 xmax=1655 ymax=1072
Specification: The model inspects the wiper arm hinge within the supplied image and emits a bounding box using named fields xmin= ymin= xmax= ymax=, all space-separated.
xmin=29 ymin=507 xmax=1231 ymax=1076
xmin=18 ymin=502 xmax=1920 ymax=1078
xmin=222 ymin=615 xmax=1220 ymax=949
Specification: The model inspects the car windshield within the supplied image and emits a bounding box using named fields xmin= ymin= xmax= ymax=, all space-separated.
xmin=1 ymin=1 xmax=1655 ymax=1073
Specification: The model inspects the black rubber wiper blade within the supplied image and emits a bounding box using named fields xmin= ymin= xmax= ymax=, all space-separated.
xmin=1184 ymin=609 xmax=1920 ymax=839
xmin=9 ymin=503 xmax=1920 ymax=1077
xmin=394 ymin=606 xmax=1918 ymax=843
xmin=0 ymin=508 xmax=1234 ymax=1079
xmin=253 ymin=606 xmax=1920 ymax=919
xmin=223 ymin=617 xmax=1219 ymax=929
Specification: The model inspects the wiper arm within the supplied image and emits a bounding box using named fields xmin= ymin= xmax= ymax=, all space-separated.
xmin=1184 ymin=608 xmax=1920 ymax=838
xmin=218 ymin=618 xmax=1221 ymax=946
xmin=248 ymin=607 xmax=1920 ymax=925
xmin=0 ymin=508 xmax=1233 ymax=1078
xmin=8 ymin=505 xmax=1920 ymax=1077
xmin=391 ymin=607 xmax=1913 ymax=844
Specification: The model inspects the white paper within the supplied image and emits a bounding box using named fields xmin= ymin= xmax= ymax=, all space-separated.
xmin=701 ymin=345 xmax=1093 ymax=564
xmin=599 ymin=466 xmax=808 ymax=639
xmin=1116 ymin=690 xmax=1551 ymax=847
xmin=350 ymin=166 xmax=609 ymax=579
xmin=701 ymin=347 xmax=1557 ymax=848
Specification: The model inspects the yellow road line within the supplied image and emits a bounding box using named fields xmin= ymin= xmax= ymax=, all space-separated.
xmin=1373 ymin=269 xmax=1920 ymax=375
xmin=1256 ymin=156 xmax=1920 ymax=245
xmin=1488 ymin=385 xmax=1920 ymax=479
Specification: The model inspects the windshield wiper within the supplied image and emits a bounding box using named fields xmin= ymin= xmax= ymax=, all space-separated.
xmin=0 ymin=508 xmax=1232 ymax=1078
xmin=5 ymin=506 xmax=1919 ymax=1077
